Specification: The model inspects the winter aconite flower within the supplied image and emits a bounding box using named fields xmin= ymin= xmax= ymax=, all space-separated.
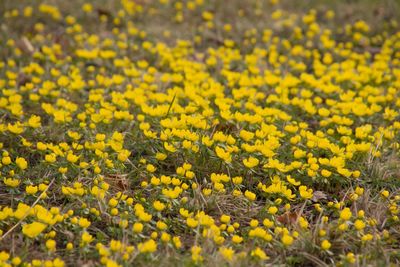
xmin=340 ymin=208 xmax=352 ymax=221
xmin=321 ymin=240 xmax=331 ymax=250
xmin=22 ymin=222 xmax=47 ymax=238
xmin=16 ymin=157 xmax=28 ymax=170
xmin=0 ymin=1 xmax=399 ymax=266
xmin=138 ymin=239 xmax=157 ymax=253
xmin=243 ymin=157 xmax=259 ymax=168
xmin=281 ymin=234 xmax=294 ymax=246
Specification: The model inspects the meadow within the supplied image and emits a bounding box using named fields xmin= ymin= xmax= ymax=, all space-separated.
xmin=0 ymin=0 xmax=400 ymax=266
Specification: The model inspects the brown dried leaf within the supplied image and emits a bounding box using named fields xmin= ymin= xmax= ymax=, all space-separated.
xmin=96 ymin=8 xmax=112 ymax=18
xmin=17 ymin=37 xmax=34 ymax=54
xmin=17 ymin=73 xmax=31 ymax=86
xmin=277 ymin=211 xmax=299 ymax=225
xmin=104 ymin=174 xmax=129 ymax=191
xmin=62 ymin=230 xmax=74 ymax=240
xmin=312 ymin=191 xmax=327 ymax=202
xmin=81 ymin=261 xmax=95 ymax=267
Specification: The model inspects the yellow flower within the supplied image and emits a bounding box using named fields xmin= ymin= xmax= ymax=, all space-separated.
xmin=244 ymin=190 xmax=256 ymax=201
xmin=361 ymin=234 xmax=373 ymax=242
xmin=16 ymin=157 xmax=28 ymax=170
xmin=66 ymin=153 xmax=79 ymax=163
xmin=4 ymin=177 xmax=20 ymax=187
xmin=66 ymin=243 xmax=73 ymax=250
xmin=78 ymin=218 xmax=91 ymax=228
xmin=202 ymin=11 xmax=214 ymax=21
xmin=2 ymin=156 xmax=11 ymax=165
xmin=299 ymin=186 xmax=313 ymax=199
xmin=268 ymin=206 xmax=278 ymax=215
xmin=156 ymin=221 xmax=167 ymax=230
xmin=117 ymin=149 xmax=131 ymax=162
xmin=132 ymin=222 xmax=144 ymax=233
xmin=381 ymin=190 xmax=390 ymax=198
xmin=344 ymin=252 xmax=355 ymax=263
xmin=354 ymin=219 xmax=366 ymax=231
xmin=243 ymin=157 xmax=259 ymax=168
xmin=321 ymin=169 xmax=332 ymax=177
xmin=26 ymin=185 xmax=38 ymax=195
xmin=220 ymin=214 xmax=230 ymax=224
xmin=251 ymin=247 xmax=269 ymax=260
xmin=22 ymin=222 xmax=47 ymax=238
xmin=153 ymin=200 xmax=166 ymax=211
xmin=7 ymin=122 xmax=24 ymax=134
xmin=286 ymin=175 xmax=301 ymax=186
xmin=219 ymin=246 xmax=234 ymax=261
xmin=58 ymin=167 xmax=68 ymax=174
xmin=155 ymin=152 xmax=167 ymax=160
xmin=138 ymin=239 xmax=157 ymax=253
xmin=232 ymin=235 xmax=243 ymax=244
xmin=173 ymin=236 xmax=182 ymax=248
xmin=239 ymin=130 xmax=254 ymax=141
xmin=0 ymin=251 xmax=10 ymax=261
xmin=108 ymin=198 xmax=118 ymax=207
xmin=11 ymin=257 xmax=21 ymax=265
xmin=45 ymin=154 xmax=57 ymax=163
xmin=227 ymin=227 xmax=235 ymax=236
xmin=281 ymin=234 xmax=294 ymax=246
xmin=215 ymin=146 xmax=232 ymax=163
xmin=298 ymin=217 xmax=309 ymax=229
xmin=146 ymin=164 xmax=156 ymax=173
xmin=46 ymin=239 xmax=56 ymax=251
xmin=321 ymin=239 xmax=331 ymax=250
xmin=263 ymin=218 xmax=274 ymax=228
xmin=191 ymin=246 xmax=203 ymax=262
xmin=28 ymin=115 xmax=41 ymax=128
xmin=187 ymin=217 xmax=198 ymax=228
xmin=81 ymin=231 xmax=93 ymax=245
xmin=106 ymin=260 xmax=120 ymax=267
xmin=338 ymin=223 xmax=348 ymax=231
xmin=340 ymin=208 xmax=352 ymax=221
xmin=164 ymin=142 xmax=176 ymax=152
xmin=161 ymin=232 xmax=171 ymax=242
xmin=82 ymin=3 xmax=93 ymax=13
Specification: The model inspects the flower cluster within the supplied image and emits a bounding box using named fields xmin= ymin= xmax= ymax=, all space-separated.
xmin=0 ymin=0 xmax=399 ymax=266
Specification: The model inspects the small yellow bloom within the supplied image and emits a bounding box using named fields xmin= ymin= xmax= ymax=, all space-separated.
xmin=354 ymin=219 xmax=366 ymax=231
xmin=232 ymin=235 xmax=243 ymax=244
xmin=2 ymin=156 xmax=11 ymax=165
xmin=268 ymin=206 xmax=278 ymax=215
xmin=46 ymin=239 xmax=56 ymax=251
xmin=321 ymin=239 xmax=331 ymax=250
xmin=340 ymin=208 xmax=352 ymax=221
xmin=153 ymin=200 xmax=166 ymax=211
xmin=219 ymin=246 xmax=235 ymax=261
xmin=243 ymin=157 xmax=259 ymax=168
xmin=22 ymin=222 xmax=47 ymax=238
xmin=132 ymin=222 xmax=144 ymax=233
xmin=16 ymin=157 xmax=28 ymax=170
xmin=26 ymin=185 xmax=38 ymax=195
xmin=187 ymin=217 xmax=198 ymax=228
xmin=244 ymin=190 xmax=256 ymax=201
xmin=381 ymin=190 xmax=390 ymax=198
xmin=251 ymin=247 xmax=269 ymax=260
xmin=281 ymin=234 xmax=294 ymax=246
xmin=81 ymin=231 xmax=93 ymax=245
xmin=66 ymin=243 xmax=73 ymax=250
xmin=4 ymin=177 xmax=20 ymax=187
xmin=138 ymin=239 xmax=157 ymax=253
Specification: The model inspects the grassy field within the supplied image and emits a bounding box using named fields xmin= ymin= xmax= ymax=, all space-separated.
xmin=0 ymin=0 xmax=400 ymax=266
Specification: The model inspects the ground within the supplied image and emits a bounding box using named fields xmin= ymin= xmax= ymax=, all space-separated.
xmin=0 ymin=0 xmax=400 ymax=266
